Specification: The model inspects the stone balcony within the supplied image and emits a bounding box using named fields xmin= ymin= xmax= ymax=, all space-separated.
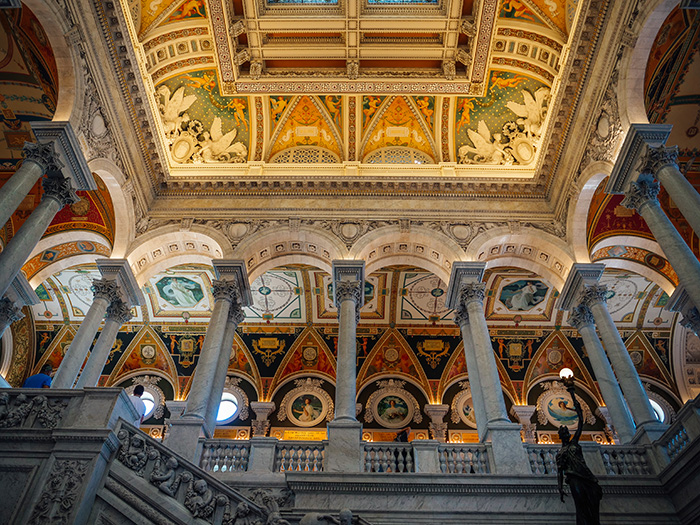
xmin=0 ymin=388 xmax=699 ymax=524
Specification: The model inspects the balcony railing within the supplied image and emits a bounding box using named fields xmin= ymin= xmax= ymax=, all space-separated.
xmin=275 ymin=441 xmax=325 ymax=472
xmin=200 ymin=439 xmax=250 ymax=473
xmin=439 ymin=444 xmax=490 ymax=474
xmin=363 ymin=443 xmax=415 ymax=473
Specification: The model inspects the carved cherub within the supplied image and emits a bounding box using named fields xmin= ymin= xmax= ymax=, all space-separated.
xmin=151 ymin=456 xmax=184 ymax=497
xmin=185 ymin=479 xmax=215 ymax=519
xmin=0 ymin=393 xmax=32 ymax=428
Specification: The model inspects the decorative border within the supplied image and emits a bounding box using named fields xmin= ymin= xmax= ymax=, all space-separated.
xmin=450 ymin=382 xmax=477 ymax=428
xmin=233 ymin=81 xmax=473 ymax=95
xmin=364 ymin=379 xmax=422 ymax=428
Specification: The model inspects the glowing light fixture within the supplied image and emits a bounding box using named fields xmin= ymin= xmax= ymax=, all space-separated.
xmin=559 ymin=368 xmax=574 ymax=380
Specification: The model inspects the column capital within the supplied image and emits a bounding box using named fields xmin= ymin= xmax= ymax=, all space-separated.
xmin=680 ymin=307 xmax=700 ymax=337
xmin=105 ymin=298 xmax=132 ymax=324
xmin=0 ymin=297 xmax=24 ymax=325
xmin=335 ymin=280 xmax=362 ymax=304
xmin=212 ymin=260 xmax=252 ymax=306
xmin=211 ymin=279 xmax=242 ymax=304
xmin=556 ymin=263 xmax=605 ymax=310
xmin=580 ymin=284 xmax=609 ymax=309
xmin=92 ymin=278 xmax=122 ymax=303
xmin=41 ymin=174 xmax=80 ymax=208
xmin=453 ymin=303 xmax=470 ymax=328
xmin=22 ymin=141 xmax=63 ymax=173
xmin=97 ymin=258 xmax=145 ymax=307
xmin=621 ymin=177 xmax=660 ymax=213
xmin=228 ymin=300 xmax=246 ymax=325
xmin=568 ymin=304 xmax=595 ymax=331
xmin=640 ymin=145 xmax=679 ymax=174
xmin=458 ymin=282 xmax=486 ymax=306
xmin=30 ymin=120 xmax=96 ymax=191
xmin=606 ymin=123 xmax=671 ymax=194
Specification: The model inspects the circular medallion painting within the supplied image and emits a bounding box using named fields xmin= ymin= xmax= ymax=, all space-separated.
xmin=373 ymin=394 xmax=412 ymax=428
xmin=456 ymin=395 xmax=477 ymax=428
xmin=287 ymin=393 xmax=326 ymax=428
xmin=542 ymin=392 xmax=579 ymax=428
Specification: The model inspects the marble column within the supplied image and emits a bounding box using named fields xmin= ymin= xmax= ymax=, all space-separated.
xmin=204 ymin=302 xmax=246 ymax=433
xmin=52 ymin=278 xmax=121 ymax=389
xmin=453 ymin=305 xmax=488 ymax=440
xmin=0 ymin=141 xmax=61 ymax=229
xmin=334 ymin=280 xmax=362 ymax=422
xmin=580 ymin=284 xmax=665 ymax=442
xmin=568 ymin=304 xmax=636 ymax=443
xmin=446 ymin=263 xmax=530 ymax=474
xmin=622 ymin=176 xmax=700 ymax=311
xmin=326 ymin=260 xmax=365 ymax=473
xmin=166 ymin=260 xmax=251 ymax=461
xmin=0 ymin=174 xmax=79 ymax=298
xmin=74 ymin=299 xmax=132 ymax=388
xmin=184 ymin=280 xmax=239 ymax=422
xmin=641 ymin=145 xmax=700 ymax=237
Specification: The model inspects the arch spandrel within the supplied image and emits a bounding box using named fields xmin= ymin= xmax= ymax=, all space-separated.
xmin=356 ymin=328 xmax=431 ymax=402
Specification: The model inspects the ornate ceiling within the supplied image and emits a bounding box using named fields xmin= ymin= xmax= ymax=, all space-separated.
xmin=107 ymin=0 xmax=593 ymax=206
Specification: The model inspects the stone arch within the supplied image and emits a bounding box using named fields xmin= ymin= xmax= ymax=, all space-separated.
xmin=589 ymin=236 xmax=675 ymax=294
xmin=617 ymin=0 xmax=677 ymax=128
xmin=126 ymin=227 xmax=229 ymax=285
xmin=26 ymin=241 xmax=111 ymax=288
xmin=569 ymin=160 xmax=614 ymax=263
xmin=232 ymin=225 xmax=346 ymax=282
xmin=356 ymin=373 xmax=431 ymax=409
xmin=89 ymin=158 xmax=136 ymax=257
xmin=23 ymin=0 xmax=80 ymax=123
xmin=466 ymin=227 xmax=574 ymax=290
xmin=350 ymin=225 xmax=464 ymax=284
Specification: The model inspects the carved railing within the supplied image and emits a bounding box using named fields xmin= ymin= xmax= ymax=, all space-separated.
xmin=438 ymin=444 xmax=490 ymax=474
xmin=662 ymin=393 xmax=700 ymax=463
xmin=275 ymin=441 xmax=325 ymax=472
xmin=0 ymin=390 xmax=71 ymax=430
xmin=363 ymin=443 xmax=415 ymax=473
xmin=600 ymin=446 xmax=652 ymax=475
xmin=114 ymin=422 xmax=266 ymax=524
xmin=200 ymin=439 xmax=250 ymax=473
xmin=526 ymin=445 xmax=559 ymax=475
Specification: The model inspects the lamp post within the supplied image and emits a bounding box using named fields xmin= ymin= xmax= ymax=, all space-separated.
xmin=556 ymin=367 xmax=602 ymax=524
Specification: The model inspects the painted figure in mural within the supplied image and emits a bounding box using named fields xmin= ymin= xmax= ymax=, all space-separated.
xmin=507 ymin=281 xmax=542 ymax=310
xmin=294 ymin=397 xmax=320 ymax=423
xmin=556 ymin=386 xmax=602 ymax=524
xmin=162 ymin=278 xmax=200 ymax=308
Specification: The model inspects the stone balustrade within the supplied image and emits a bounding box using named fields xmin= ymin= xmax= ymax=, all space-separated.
xmin=200 ymin=439 xmax=251 ymax=473
xmin=438 ymin=444 xmax=490 ymax=474
xmin=2 ymin=388 xmax=700 ymax=524
xmin=275 ymin=441 xmax=325 ymax=472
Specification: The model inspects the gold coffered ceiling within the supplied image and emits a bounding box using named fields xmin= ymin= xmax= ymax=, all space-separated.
xmin=116 ymin=0 xmax=587 ymax=187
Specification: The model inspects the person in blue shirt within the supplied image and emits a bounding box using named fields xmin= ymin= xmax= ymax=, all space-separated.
xmin=23 ymin=364 xmax=53 ymax=388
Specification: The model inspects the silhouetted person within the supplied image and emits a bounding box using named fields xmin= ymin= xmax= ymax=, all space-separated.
xmin=23 ymin=364 xmax=53 ymax=388
xmin=129 ymin=385 xmax=146 ymax=426
xmin=557 ymin=391 xmax=602 ymax=524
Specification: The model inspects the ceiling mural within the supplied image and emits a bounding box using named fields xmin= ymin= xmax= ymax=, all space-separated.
xmin=455 ymin=71 xmax=550 ymax=165
xmin=0 ymin=4 xmax=57 ymax=165
xmin=143 ymin=264 xmax=215 ymax=321
xmin=155 ymin=69 xmax=250 ymax=164
xmin=597 ymin=270 xmax=674 ymax=328
xmin=484 ymin=268 xmax=557 ymax=323
xmin=644 ymin=5 xmax=700 ymax=248
xmin=119 ymin=0 xmax=576 ymax=171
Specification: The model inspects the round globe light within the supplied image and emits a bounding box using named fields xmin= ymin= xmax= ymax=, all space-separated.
xmin=559 ymin=368 xmax=574 ymax=380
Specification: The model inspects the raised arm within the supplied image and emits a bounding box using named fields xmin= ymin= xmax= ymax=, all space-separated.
xmin=572 ymin=395 xmax=584 ymax=443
